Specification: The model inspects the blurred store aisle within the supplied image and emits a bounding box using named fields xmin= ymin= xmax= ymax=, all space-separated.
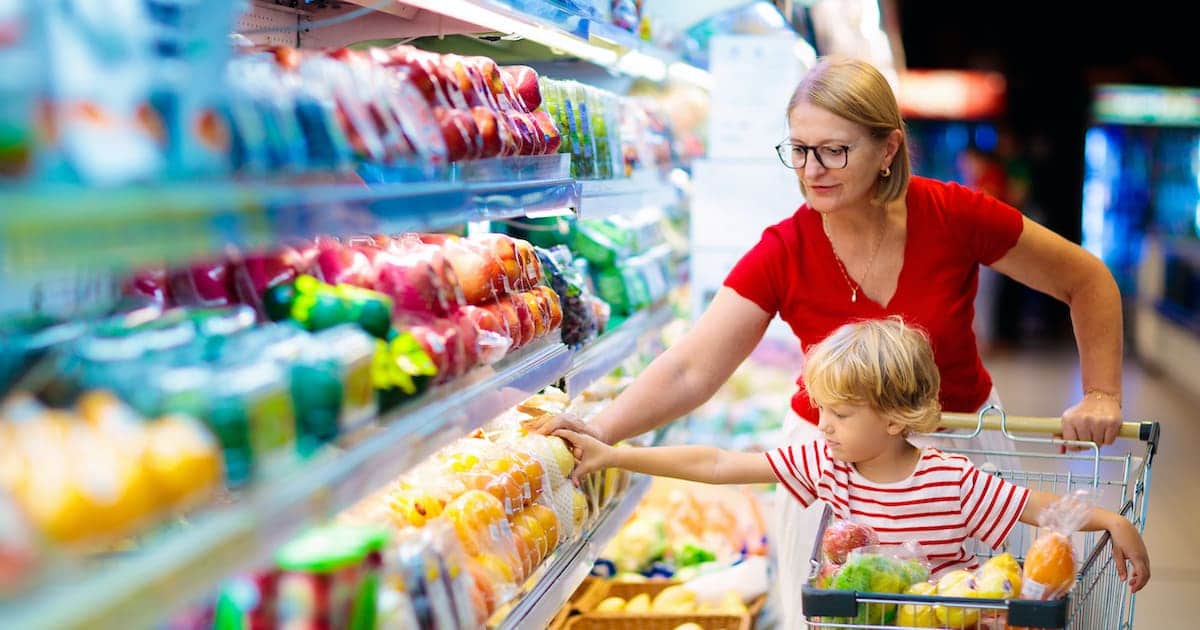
xmin=984 ymin=348 xmax=1199 ymax=629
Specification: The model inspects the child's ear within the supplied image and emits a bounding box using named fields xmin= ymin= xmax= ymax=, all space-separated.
xmin=885 ymin=420 xmax=906 ymax=436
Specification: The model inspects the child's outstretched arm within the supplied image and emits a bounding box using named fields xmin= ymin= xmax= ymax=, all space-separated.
xmin=553 ymin=429 xmax=776 ymax=486
xmin=1020 ymin=490 xmax=1151 ymax=592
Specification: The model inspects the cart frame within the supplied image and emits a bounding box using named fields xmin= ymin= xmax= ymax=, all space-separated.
xmin=800 ymin=406 xmax=1160 ymax=629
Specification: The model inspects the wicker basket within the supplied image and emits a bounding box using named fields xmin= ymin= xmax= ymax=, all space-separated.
xmin=549 ymin=577 xmax=608 ymax=629
xmin=563 ymin=613 xmax=751 ymax=630
xmin=583 ymin=579 xmax=767 ymax=618
xmin=569 ymin=576 xmax=608 ymax=612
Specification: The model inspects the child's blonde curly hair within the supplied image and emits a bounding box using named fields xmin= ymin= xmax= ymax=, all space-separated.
xmin=803 ymin=317 xmax=941 ymax=434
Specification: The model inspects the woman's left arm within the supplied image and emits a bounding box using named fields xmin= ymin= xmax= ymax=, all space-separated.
xmin=990 ymin=217 xmax=1124 ymax=445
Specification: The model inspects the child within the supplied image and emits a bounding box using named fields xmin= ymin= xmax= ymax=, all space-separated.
xmin=555 ymin=318 xmax=1150 ymax=591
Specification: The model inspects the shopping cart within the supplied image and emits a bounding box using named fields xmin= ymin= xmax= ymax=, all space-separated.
xmin=800 ymin=406 xmax=1159 ymax=629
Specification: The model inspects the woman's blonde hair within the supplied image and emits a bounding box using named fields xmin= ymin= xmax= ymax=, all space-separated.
xmin=803 ymin=317 xmax=941 ymax=434
xmin=787 ymin=56 xmax=911 ymax=205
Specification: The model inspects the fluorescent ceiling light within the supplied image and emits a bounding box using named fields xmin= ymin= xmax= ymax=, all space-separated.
xmin=405 ymin=0 xmax=618 ymax=65
xmin=525 ymin=206 xmax=575 ymax=219
xmin=668 ymin=62 xmax=713 ymax=90
xmin=617 ymin=50 xmax=668 ymax=82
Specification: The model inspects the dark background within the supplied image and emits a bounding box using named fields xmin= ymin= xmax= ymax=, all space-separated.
xmin=895 ymin=3 xmax=1200 ymax=344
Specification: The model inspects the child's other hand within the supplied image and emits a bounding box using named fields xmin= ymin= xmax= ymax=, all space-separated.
xmin=1108 ymin=516 xmax=1151 ymax=592
xmin=553 ymin=429 xmax=613 ymax=483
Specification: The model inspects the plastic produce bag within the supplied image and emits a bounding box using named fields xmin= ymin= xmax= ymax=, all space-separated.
xmin=1022 ymin=490 xmax=1093 ymax=600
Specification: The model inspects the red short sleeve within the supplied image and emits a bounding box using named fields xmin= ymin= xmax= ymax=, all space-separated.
xmin=941 ymin=181 xmax=1025 ymax=265
xmin=723 ymin=226 xmax=789 ymax=315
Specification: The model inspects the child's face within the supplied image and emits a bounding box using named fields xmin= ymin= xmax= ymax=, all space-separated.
xmin=815 ymin=401 xmax=904 ymax=462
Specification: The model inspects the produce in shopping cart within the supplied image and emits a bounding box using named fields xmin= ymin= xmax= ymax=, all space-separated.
xmin=826 ymin=546 xmax=931 ymax=625
xmin=933 ymin=568 xmax=983 ymax=627
xmin=1022 ymin=490 xmax=1092 ymax=600
xmin=821 ymin=517 xmax=879 ymax=564
xmin=895 ymin=580 xmax=937 ymax=626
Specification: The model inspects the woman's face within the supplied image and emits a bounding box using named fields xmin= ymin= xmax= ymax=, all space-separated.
xmin=786 ymin=100 xmax=894 ymax=213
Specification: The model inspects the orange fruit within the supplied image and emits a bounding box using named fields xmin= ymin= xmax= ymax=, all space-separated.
xmin=1023 ymin=532 xmax=1075 ymax=599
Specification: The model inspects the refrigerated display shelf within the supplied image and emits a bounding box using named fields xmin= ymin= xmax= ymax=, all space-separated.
xmin=325 ymin=0 xmax=710 ymax=87
xmin=0 ymin=336 xmax=570 ymax=630
xmin=494 ymin=473 xmax=651 ymax=630
xmin=563 ymin=300 xmax=675 ymax=396
xmin=0 ymin=156 xmax=578 ymax=274
xmin=577 ymin=174 xmax=681 ymax=219
xmin=0 ymin=300 xmax=683 ymax=630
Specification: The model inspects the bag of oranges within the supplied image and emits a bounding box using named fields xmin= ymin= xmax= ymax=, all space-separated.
xmin=1022 ymin=490 xmax=1093 ymax=600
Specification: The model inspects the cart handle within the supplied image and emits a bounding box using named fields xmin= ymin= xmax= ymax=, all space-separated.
xmin=941 ymin=412 xmax=1159 ymax=444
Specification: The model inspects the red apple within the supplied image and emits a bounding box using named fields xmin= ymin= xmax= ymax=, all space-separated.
xmin=232 ymin=247 xmax=303 ymax=319
xmin=470 ymin=234 xmax=521 ymax=289
xmin=456 ymin=304 xmax=513 ymax=363
xmin=437 ymin=238 xmax=501 ymax=306
xmin=434 ymin=106 xmax=472 ymax=162
xmin=521 ymin=291 xmax=548 ymax=339
xmin=513 ymin=239 xmax=542 ymax=290
xmin=531 ymin=110 xmax=562 ymax=154
xmin=533 ymin=286 xmax=563 ymax=331
xmin=314 ymin=242 xmax=373 ymax=288
xmin=508 ymin=294 xmax=536 ymax=347
xmin=468 ymin=56 xmax=510 ymax=110
xmin=500 ymin=65 xmax=542 ymax=112
xmin=124 ymin=267 xmax=172 ymax=306
xmin=484 ymin=300 xmax=522 ymax=350
xmin=471 ymin=107 xmax=503 ymax=158
xmin=168 ymin=259 xmax=234 ymax=307
xmin=821 ymin=520 xmax=878 ymax=565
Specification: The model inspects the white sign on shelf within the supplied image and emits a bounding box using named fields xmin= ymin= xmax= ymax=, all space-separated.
xmin=707 ymin=35 xmax=807 ymax=159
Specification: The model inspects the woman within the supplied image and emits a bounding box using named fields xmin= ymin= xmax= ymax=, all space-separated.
xmin=530 ymin=56 xmax=1124 ymax=625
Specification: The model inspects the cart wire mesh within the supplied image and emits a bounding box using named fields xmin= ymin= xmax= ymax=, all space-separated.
xmin=801 ymin=407 xmax=1158 ymax=629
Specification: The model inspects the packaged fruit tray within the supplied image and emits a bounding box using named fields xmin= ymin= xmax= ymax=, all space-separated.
xmin=563 ymin=614 xmax=750 ymax=630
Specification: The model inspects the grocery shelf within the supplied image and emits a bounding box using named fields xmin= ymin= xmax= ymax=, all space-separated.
xmin=563 ymin=301 xmax=676 ymax=396
xmin=0 ymin=155 xmax=577 ymax=274
xmin=576 ymin=173 xmax=681 ymax=218
xmin=0 ymin=336 xmax=571 ymax=630
xmin=323 ymin=1 xmax=711 ymax=88
xmin=494 ymin=473 xmax=651 ymax=630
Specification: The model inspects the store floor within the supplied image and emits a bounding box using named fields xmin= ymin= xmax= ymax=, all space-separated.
xmin=984 ymin=347 xmax=1198 ymax=629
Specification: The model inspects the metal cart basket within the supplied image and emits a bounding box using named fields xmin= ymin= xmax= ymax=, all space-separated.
xmin=801 ymin=406 xmax=1159 ymax=629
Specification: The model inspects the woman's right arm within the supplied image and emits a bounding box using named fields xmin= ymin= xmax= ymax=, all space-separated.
xmin=528 ymin=287 xmax=773 ymax=444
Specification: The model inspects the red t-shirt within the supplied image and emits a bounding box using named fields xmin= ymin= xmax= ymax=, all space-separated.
xmin=724 ymin=176 xmax=1025 ymax=424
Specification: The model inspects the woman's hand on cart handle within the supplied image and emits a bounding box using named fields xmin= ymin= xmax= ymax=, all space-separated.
xmin=1061 ymin=393 xmax=1122 ymax=447
xmin=524 ymin=412 xmax=611 ymax=445
xmin=939 ymin=411 xmax=1143 ymax=441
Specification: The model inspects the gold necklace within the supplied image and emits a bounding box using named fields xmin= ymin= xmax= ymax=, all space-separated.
xmin=822 ymin=210 xmax=887 ymax=303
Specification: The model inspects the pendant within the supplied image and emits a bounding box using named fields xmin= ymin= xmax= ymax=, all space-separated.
xmin=851 ymin=289 xmax=858 ymax=303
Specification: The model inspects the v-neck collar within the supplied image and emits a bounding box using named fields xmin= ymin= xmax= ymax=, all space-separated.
xmin=808 ymin=189 xmax=914 ymax=311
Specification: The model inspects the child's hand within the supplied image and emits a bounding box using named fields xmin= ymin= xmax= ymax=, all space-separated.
xmin=553 ymin=429 xmax=614 ymax=483
xmin=1107 ymin=515 xmax=1150 ymax=592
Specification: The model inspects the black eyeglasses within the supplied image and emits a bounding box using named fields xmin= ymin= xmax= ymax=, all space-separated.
xmin=774 ymin=141 xmax=854 ymax=169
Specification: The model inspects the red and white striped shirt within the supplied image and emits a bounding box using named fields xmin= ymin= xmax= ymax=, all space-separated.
xmin=766 ymin=441 xmax=1030 ymax=577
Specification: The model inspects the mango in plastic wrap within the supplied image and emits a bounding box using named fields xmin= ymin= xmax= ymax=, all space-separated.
xmin=934 ymin=569 xmax=981 ymax=628
xmin=982 ymin=553 xmax=1023 ymax=597
xmin=896 ymin=581 xmax=938 ymax=627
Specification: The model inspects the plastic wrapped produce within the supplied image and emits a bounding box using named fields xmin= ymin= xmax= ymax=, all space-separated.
xmin=821 ymin=518 xmax=879 ymax=564
xmin=536 ymin=245 xmax=600 ymax=347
